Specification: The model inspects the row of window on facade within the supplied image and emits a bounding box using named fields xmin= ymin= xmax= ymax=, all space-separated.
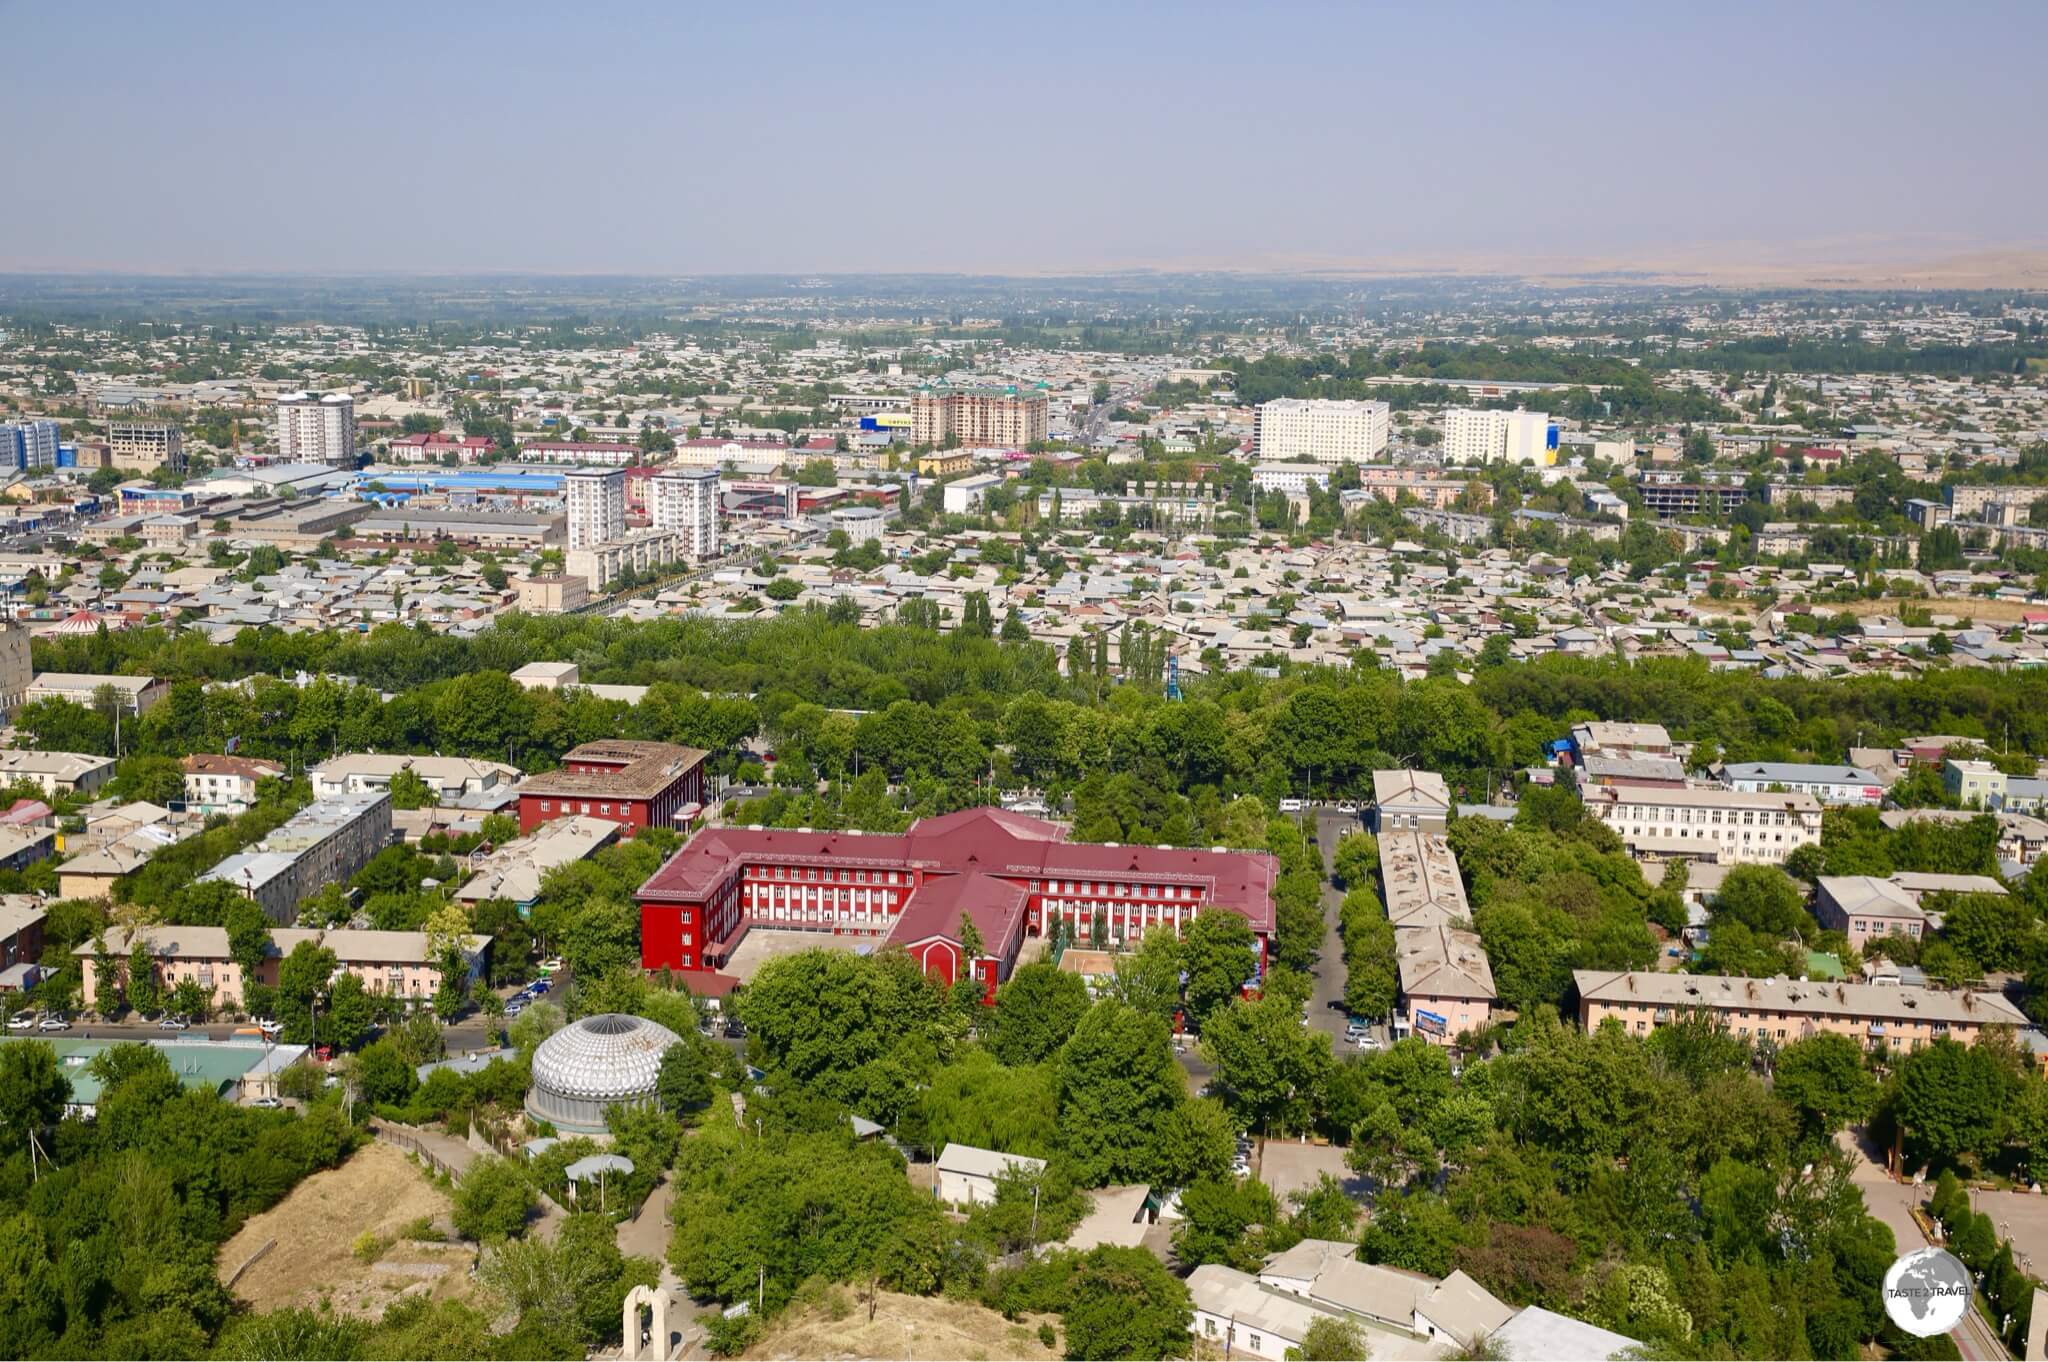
xmin=1603 ymin=806 xmax=1804 ymax=826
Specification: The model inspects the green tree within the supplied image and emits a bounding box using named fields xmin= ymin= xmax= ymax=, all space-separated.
xmin=1181 ymin=910 xmax=1257 ymax=1030
xmin=1200 ymin=996 xmax=1333 ymax=1136
xmin=387 ymin=766 xmax=437 ymax=810
xmin=355 ymin=1037 xmax=419 ymax=1107
xmin=1896 ymin=1037 xmax=2009 ymax=1169
xmin=1772 ymin=1032 xmax=1878 ymax=1137
xmin=1292 ymin=1315 xmax=1371 ymax=1361
xmin=991 ymin=963 xmax=1091 ymax=1067
xmin=657 ymin=1039 xmax=712 ymax=1115
xmin=1056 ymin=1001 xmax=1187 ymax=1186
xmin=275 ymin=940 xmax=339 ymax=1045
xmin=0 ymin=1041 xmax=69 ymax=1154
xmin=453 ymin=1156 xmax=537 ymax=1242
xmin=1060 ymin=1245 xmax=1193 ymax=1361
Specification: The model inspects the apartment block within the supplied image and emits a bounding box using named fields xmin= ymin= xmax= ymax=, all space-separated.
xmin=0 ymin=419 xmax=61 ymax=470
xmin=1252 ymin=399 xmax=1390 ymax=465
xmin=648 ymin=468 xmax=720 ymax=560
xmin=1634 ymin=481 xmax=1753 ymax=520
xmin=79 ymin=924 xmax=489 ymax=1013
xmin=1574 ymin=969 xmax=2026 ymax=1052
xmin=199 ymin=790 xmax=393 ymax=924
xmin=563 ymin=466 xmax=626 ymax=549
xmin=275 ymin=391 xmax=356 ymax=466
xmin=912 ymin=384 xmax=1049 ymax=448
xmin=1443 ymin=408 xmax=1552 ymax=466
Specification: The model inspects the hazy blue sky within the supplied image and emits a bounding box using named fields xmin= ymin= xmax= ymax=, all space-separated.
xmin=3 ymin=0 xmax=2042 ymax=274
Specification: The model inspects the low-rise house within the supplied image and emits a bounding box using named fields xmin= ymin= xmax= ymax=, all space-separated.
xmin=182 ymin=754 xmax=285 ymax=814
xmin=1370 ymin=769 xmax=1452 ymax=834
xmin=1489 ymin=1306 xmax=1640 ymax=1361
xmin=311 ymin=753 xmax=523 ymax=806
xmin=0 ymin=897 xmax=45 ymax=973
xmin=935 ymin=1142 xmax=1044 ymax=1207
xmin=0 ymin=749 xmax=116 ymax=797
xmin=1814 ymin=876 xmax=1926 ymax=951
xmin=1395 ymin=924 xmax=1496 ymax=1043
xmin=24 ymin=671 xmax=167 ymax=715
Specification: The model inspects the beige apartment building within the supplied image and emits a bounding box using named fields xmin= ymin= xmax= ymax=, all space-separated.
xmin=79 ymin=925 xmax=490 ymax=1013
xmin=516 ymin=573 xmax=590 ymax=613
xmin=911 ymin=384 xmax=1049 ymax=448
xmin=1583 ymin=785 xmax=1821 ymax=864
xmin=1574 ymin=969 xmax=2027 ymax=1052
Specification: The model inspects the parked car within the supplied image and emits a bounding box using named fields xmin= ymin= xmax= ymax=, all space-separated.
xmin=1336 ymin=799 xmax=1359 ymax=814
xmin=504 ymin=1000 xmax=524 ymax=1018
xmin=6 ymin=1013 xmax=33 ymax=1031
xmin=527 ymin=978 xmax=550 ymax=994
xmin=250 ymin=1096 xmax=282 ymax=1109
xmin=256 ymin=1018 xmax=283 ymax=1035
xmin=537 ymin=958 xmax=564 ymax=976
xmin=37 ymin=1015 xmax=70 ymax=1031
xmin=1278 ymin=798 xmax=1305 ymax=813
xmin=1354 ymin=1034 xmax=1380 ymax=1049
xmin=157 ymin=1016 xmax=190 ymax=1031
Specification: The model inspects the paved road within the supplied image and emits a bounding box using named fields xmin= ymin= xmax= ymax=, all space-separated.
xmin=1840 ymin=1130 xmax=2012 ymax=1361
xmin=1307 ymin=807 xmax=1383 ymax=1055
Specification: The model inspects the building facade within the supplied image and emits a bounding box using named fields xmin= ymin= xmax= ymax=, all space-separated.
xmin=79 ymin=925 xmax=487 ymax=1013
xmin=1721 ymin=761 xmax=1885 ymax=806
xmin=275 ymin=392 xmax=356 ymax=466
xmin=1583 ymin=785 xmax=1821 ymax=864
xmin=1253 ymin=399 xmax=1390 ymax=465
xmin=911 ymin=384 xmax=1049 ymax=448
xmin=1443 ymin=408 xmax=1552 ymax=466
xmin=515 ymin=740 xmax=708 ymax=838
xmin=563 ymin=466 xmax=626 ymax=550
xmin=648 ymin=468 xmax=720 ymax=560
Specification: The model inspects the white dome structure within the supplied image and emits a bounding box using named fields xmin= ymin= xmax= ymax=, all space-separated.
xmin=526 ymin=1012 xmax=681 ymax=1134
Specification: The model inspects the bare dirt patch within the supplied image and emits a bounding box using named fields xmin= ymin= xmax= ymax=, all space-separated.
xmin=1694 ymin=595 xmax=2039 ymax=626
xmin=745 ymin=1288 xmax=1062 ymax=1362
xmin=217 ymin=1140 xmax=487 ymax=1320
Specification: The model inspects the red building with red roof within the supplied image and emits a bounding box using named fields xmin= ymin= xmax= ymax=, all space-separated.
xmin=516 ymin=741 xmax=708 ymax=838
xmin=635 ymin=807 xmax=1277 ymax=1000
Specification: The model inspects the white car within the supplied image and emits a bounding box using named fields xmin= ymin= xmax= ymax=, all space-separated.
xmin=1278 ymin=798 xmax=1305 ymax=813
xmin=6 ymin=1013 xmax=33 ymax=1031
xmin=1336 ymin=799 xmax=1359 ymax=814
xmin=250 ymin=1096 xmax=283 ymax=1109
xmin=1354 ymin=1034 xmax=1380 ymax=1049
xmin=157 ymin=1016 xmax=190 ymax=1031
xmin=37 ymin=1015 xmax=69 ymax=1031
xmin=256 ymin=1018 xmax=283 ymax=1035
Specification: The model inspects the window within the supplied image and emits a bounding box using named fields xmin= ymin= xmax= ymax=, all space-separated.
xmin=1249 ymin=1335 xmax=1261 ymax=1353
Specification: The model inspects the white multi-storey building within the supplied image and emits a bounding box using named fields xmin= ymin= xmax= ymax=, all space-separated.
xmin=275 ymin=392 xmax=356 ymax=466
xmin=1443 ymin=408 xmax=1552 ymax=466
xmin=649 ymin=468 xmax=720 ymax=560
xmin=563 ymin=467 xmax=626 ymax=550
xmin=1253 ymin=399 xmax=1390 ymax=464
xmin=1583 ymin=786 xmax=1822 ymax=865
xmin=1250 ymin=463 xmax=1331 ymax=496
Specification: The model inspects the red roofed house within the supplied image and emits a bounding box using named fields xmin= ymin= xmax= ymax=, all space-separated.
xmin=636 ymin=807 xmax=1278 ymax=1002
xmin=515 ymin=740 xmax=708 ymax=838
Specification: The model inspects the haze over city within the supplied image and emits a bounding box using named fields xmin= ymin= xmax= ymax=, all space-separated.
xmin=3 ymin=0 xmax=2045 ymax=280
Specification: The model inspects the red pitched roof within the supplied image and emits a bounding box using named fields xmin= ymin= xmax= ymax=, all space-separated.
xmin=638 ymin=807 xmax=1277 ymax=937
